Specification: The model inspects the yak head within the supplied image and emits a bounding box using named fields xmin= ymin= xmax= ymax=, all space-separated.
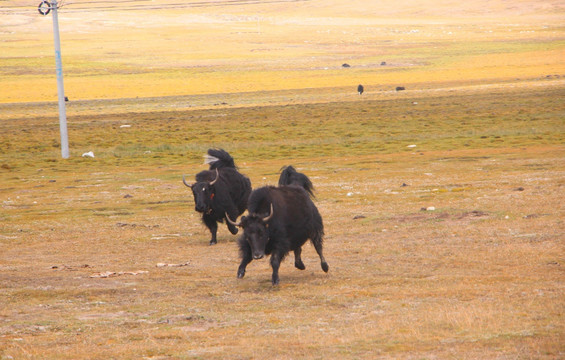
xmin=183 ymin=169 xmax=218 ymax=214
xmin=227 ymin=204 xmax=273 ymax=260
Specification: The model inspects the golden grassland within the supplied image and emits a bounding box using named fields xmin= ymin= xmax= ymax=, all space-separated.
xmin=1 ymin=0 xmax=565 ymax=359
xmin=1 ymin=0 xmax=564 ymax=102
xmin=1 ymin=87 xmax=564 ymax=359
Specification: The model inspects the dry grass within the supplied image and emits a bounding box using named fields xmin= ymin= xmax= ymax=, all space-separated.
xmin=1 ymin=87 xmax=564 ymax=359
xmin=1 ymin=0 xmax=565 ymax=359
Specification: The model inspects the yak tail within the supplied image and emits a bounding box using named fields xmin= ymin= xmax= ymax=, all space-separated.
xmin=278 ymin=165 xmax=315 ymax=198
xmin=278 ymin=165 xmax=297 ymax=186
xmin=204 ymin=148 xmax=237 ymax=169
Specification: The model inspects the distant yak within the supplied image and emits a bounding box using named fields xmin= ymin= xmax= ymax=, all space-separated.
xmin=358 ymin=84 xmax=364 ymax=95
xmin=396 ymin=86 xmax=405 ymax=91
xmin=228 ymin=173 xmax=328 ymax=285
xmin=183 ymin=149 xmax=252 ymax=245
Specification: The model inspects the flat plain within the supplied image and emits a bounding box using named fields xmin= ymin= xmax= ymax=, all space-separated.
xmin=1 ymin=0 xmax=564 ymax=359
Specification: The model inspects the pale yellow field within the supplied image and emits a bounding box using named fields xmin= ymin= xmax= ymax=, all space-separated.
xmin=1 ymin=0 xmax=564 ymax=103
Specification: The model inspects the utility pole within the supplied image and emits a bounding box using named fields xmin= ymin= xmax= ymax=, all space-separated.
xmin=39 ymin=0 xmax=69 ymax=158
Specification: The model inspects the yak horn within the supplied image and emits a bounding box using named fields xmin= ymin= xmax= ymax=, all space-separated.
xmin=225 ymin=212 xmax=241 ymax=227
xmin=182 ymin=175 xmax=191 ymax=187
xmin=209 ymin=168 xmax=219 ymax=186
xmin=262 ymin=203 xmax=274 ymax=223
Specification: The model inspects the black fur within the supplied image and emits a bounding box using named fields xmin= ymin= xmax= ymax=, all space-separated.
xmin=236 ymin=186 xmax=329 ymax=285
xmin=278 ymin=165 xmax=315 ymax=198
xmin=207 ymin=148 xmax=237 ymax=169
xmin=185 ymin=149 xmax=251 ymax=245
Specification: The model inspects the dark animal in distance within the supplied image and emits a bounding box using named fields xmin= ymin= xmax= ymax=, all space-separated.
xmin=358 ymin=84 xmax=364 ymax=95
xmin=227 ymin=185 xmax=329 ymax=285
xmin=183 ymin=149 xmax=252 ymax=245
xmin=396 ymin=86 xmax=405 ymax=91
xmin=278 ymin=165 xmax=315 ymax=198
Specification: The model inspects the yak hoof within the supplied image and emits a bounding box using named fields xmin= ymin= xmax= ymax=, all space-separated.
xmin=321 ymin=262 xmax=329 ymax=273
xmin=237 ymin=270 xmax=245 ymax=279
xmin=209 ymin=239 xmax=217 ymax=246
xmin=272 ymin=277 xmax=280 ymax=286
xmin=295 ymin=261 xmax=306 ymax=270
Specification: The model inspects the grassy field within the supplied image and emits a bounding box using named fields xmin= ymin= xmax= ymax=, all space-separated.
xmin=2 ymin=0 xmax=564 ymax=102
xmin=1 ymin=0 xmax=565 ymax=359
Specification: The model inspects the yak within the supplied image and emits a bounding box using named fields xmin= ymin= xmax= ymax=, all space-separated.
xmin=357 ymin=84 xmax=364 ymax=95
xmin=227 ymin=185 xmax=329 ymax=285
xmin=278 ymin=165 xmax=315 ymax=198
xmin=183 ymin=149 xmax=251 ymax=245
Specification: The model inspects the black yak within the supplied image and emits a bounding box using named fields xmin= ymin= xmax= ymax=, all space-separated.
xmin=357 ymin=84 xmax=364 ymax=95
xmin=183 ymin=149 xmax=251 ymax=245
xmin=227 ymin=185 xmax=329 ymax=285
xmin=278 ymin=165 xmax=315 ymax=198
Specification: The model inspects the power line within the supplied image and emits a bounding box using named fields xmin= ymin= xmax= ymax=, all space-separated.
xmin=0 ymin=0 xmax=309 ymax=14
xmin=65 ymin=0 xmax=306 ymax=6
xmin=0 ymin=10 xmax=35 ymax=14
xmin=71 ymin=0 xmax=149 ymax=3
xmin=65 ymin=0 xmax=309 ymax=11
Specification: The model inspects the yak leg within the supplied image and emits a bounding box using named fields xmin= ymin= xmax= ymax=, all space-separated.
xmin=227 ymin=222 xmax=239 ymax=235
xmin=237 ymin=242 xmax=253 ymax=279
xmin=312 ymin=235 xmax=329 ymax=273
xmin=225 ymin=207 xmax=239 ymax=235
xmin=203 ymin=215 xmax=218 ymax=245
xmin=270 ymin=252 xmax=282 ymax=285
xmin=294 ymin=248 xmax=306 ymax=270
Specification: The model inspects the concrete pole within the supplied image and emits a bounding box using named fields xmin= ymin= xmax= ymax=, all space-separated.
xmin=51 ymin=0 xmax=69 ymax=158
